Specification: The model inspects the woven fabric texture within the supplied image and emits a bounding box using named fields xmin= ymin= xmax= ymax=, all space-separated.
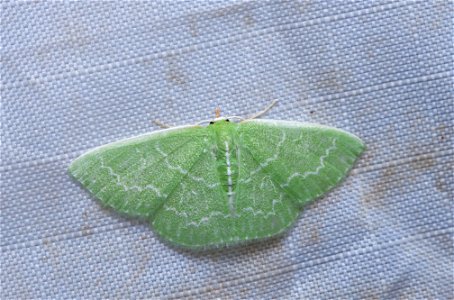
xmin=1 ymin=1 xmax=453 ymax=299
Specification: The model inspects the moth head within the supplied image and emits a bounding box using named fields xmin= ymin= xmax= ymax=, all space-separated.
xmin=207 ymin=107 xmax=236 ymax=125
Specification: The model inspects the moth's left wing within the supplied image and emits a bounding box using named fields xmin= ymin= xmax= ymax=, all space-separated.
xmin=236 ymin=119 xmax=365 ymax=207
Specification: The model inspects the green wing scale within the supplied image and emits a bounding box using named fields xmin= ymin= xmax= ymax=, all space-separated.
xmin=69 ymin=119 xmax=365 ymax=249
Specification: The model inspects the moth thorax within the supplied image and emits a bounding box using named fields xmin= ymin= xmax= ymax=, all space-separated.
xmin=215 ymin=138 xmax=239 ymax=195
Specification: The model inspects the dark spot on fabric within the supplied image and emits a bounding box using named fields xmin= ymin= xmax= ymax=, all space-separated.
xmin=165 ymin=55 xmax=187 ymax=86
xmin=409 ymin=154 xmax=436 ymax=171
xmin=188 ymin=15 xmax=198 ymax=37
xmin=316 ymin=69 xmax=345 ymax=92
xmin=243 ymin=13 xmax=255 ymax=27
xmin=362 ymin=165 xmax=404 ymax=207
xmin=295 ymin=0 xmax=311 ymax=13
xmin=81 ymin=224 xmax=92 ymax=236
xmin=435 ymin=170 xmax=452 ymax=200
xmin=310 ymin=227 xmax=320 ymax=244
xmin=363 ymin=152 xmax=437 ymax=208
xmin=435 ymin=124 xmax=449 ymax=143
xmin=435 ymin=177 xmax=446 ymax=192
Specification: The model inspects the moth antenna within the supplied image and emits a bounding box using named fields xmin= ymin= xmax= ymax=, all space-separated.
xmin=215 ymin=107 xmax=221 ymax=118
xmin=246 ymin=100 xmax=278 ymax=120
xmin=153 ymin=119 xmax=173 ymax=129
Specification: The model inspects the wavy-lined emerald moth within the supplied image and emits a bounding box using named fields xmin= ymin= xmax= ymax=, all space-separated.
xmin=69 ymin=101 xmax=365 ymax=249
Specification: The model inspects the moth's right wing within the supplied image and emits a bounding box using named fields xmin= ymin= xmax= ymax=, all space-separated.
xmin=68 ymin=125 xmax=210 ymax=218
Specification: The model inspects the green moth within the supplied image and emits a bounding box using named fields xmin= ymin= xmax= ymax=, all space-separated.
xmin=69 ymin=105 xmax=364 ymax=249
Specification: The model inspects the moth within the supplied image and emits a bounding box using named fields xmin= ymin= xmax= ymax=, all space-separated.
xmin=69 ymin=101 xmax=365 ymax=249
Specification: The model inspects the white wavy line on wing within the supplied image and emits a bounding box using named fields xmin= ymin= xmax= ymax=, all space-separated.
xmin=185 ymin=211 xmax=229 ymax=228
xmin=239 ymin=131 xmax=287 ymax=184
xmin=99 ymin=157 xmax=164 ymax=197
xmin=156 ymin=143 xmax=220 ymax=189
xmin=282 ymin=138 xmax=337 ymax=188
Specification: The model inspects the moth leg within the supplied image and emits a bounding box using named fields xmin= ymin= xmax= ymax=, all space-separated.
xmin=246 ymin=99 xmax=278 ymax=120
xmin=153 ymin=119 xmax=174 ymax=129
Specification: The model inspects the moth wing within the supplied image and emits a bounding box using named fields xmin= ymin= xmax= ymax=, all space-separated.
xmin=151 ymin=142 xmax=236 ymax=248
xmin=236 ymin=119 xmax=365 ymax=207
xmin=232 ymin=130 xmax=301 ymax=242
xmin=68 ymin=125 xmax=210 ymax=218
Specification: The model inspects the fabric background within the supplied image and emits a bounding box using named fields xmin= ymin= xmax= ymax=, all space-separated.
xmin=1 ymin=1 xmax=453 ymax=299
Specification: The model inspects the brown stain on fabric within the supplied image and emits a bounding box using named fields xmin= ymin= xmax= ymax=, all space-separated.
xmin=316 ymin=69 xmax=343 ymax=91
xmin=435 ymin=159 xmax=453 ymax=199
xmin=81 ymin=225 xmax=92 ymax=237
xmin=409 ymin=155 xmax=436 ymax=171
xmin=432 ymin=1 xmax=450 ymax=30
xmin=310 ymin=226 xmax=320 ymax=244
xmin=166 ymin=56 xmax=187 ymax=87
xmin=172 ymin=236 xmax=294 ymax=299
xmin=188 ymin=15 xmax=199 ymax=37
xmin=362 ymin=151 xmax=438 ymax=207
xmin=435 ymin=176 xmax=447 ymax=192
xmin=210 ymin=3 xmax=249 ymax=19
xmin=66 ymin=24 xmax=91 ymax=49
xmin=361 ymin=290 xmax=381 ymax=300
xmin=243 ymin=12 xmax=255 ymax=27
xmin=81 ymin=208 xmax=93 ymax=237
xmin=294 ymin=0 xmax=311 ymax=13
xmin=187 ymin=2 xmax=254 ymax=37
xmin=297 ymin=215 xmax=323 ymax=246
xmin=42 ymin=239 xmax=61 ymax=271
xmin=435 ymin=123 xmax=449 ymax=143
xmin=316 ymin=68 xmax=351 ymax=93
